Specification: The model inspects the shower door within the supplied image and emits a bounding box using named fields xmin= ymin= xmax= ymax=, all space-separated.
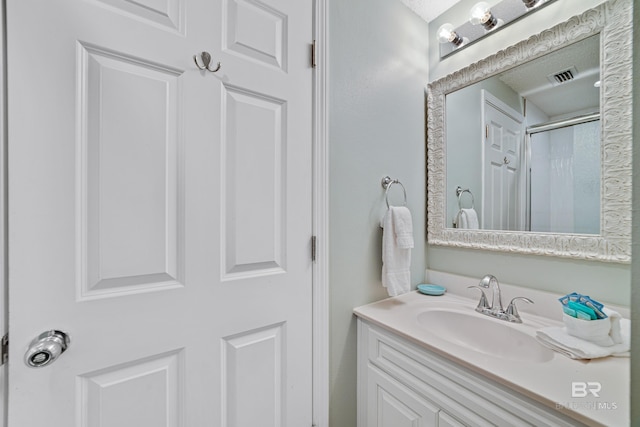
xmin=528 ymin=119 xmax=601 ymax=234
xmin=6 ymin=0 xmax=313 ymax=425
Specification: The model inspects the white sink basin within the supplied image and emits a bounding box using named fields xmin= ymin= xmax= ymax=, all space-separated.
xmin=416 ymin=308 xmax=554 ymax=363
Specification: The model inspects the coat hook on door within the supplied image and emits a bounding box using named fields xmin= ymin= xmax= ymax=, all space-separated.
xmin=193 ymin=51 xmax=222 ymax=72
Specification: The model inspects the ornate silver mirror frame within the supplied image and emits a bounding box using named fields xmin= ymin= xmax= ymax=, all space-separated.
xmin=427 ymin=0 xmax=632 ymax=263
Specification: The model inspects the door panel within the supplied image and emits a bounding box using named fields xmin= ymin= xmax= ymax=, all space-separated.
xmin=94 ymin=0 xmax=185 ymax=33
xmin=7 ymin=0 xmax=312 ymax=425
xmin=78 ymin=349 xmax=184 ymax=427
xmin=221 ymin=85 xmax=286 ymax=278
xmin=79 ymin=43 xmax=185 ymax=298
xmin=224 ymin=0 xmax=287 ymax=70
xmin=222 ymin=323 xmax=284 ymax=427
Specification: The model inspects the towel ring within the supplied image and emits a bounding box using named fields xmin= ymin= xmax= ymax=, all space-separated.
xmin=382 ymin=176 xmax=407 ymax=208
xmin=456 ymin=186 xmax=475 ymax=209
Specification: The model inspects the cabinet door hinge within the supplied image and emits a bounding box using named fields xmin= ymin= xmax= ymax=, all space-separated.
xmin=1 ymin=334 xmax=8 ymax=365
xmin=311 ymin=235 xmax=317 ymax=262
xmin=311 ymin=40 xmax=317 ymax=68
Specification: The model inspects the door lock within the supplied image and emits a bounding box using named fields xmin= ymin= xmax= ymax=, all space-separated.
xmin=24 ymin=330 xmax=70 ymax=368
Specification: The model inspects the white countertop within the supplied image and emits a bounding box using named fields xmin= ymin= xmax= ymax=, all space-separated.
xmin=354 ymin=291 xmax=629 ymax=427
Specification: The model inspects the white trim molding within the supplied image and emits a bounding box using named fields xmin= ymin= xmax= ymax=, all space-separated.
xmin=0 ymin=0 xmax=7 ymax=423
xmin=312 ymin=0 xmax=329 ymax=426
xmin=427 ymin=0 xmax=633 ymax=263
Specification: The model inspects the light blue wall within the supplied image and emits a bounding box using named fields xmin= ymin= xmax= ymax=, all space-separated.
xmin=427 ymin=0 xmax=630 ymax=307
xmin=328 ymin=0 xmax=429 ymax=425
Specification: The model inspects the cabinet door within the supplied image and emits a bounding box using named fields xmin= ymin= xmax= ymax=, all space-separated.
xmin=367 ymin=365 xmax=439 ymax=427
xmin=439 ymin=411 xmax=466 ymax=427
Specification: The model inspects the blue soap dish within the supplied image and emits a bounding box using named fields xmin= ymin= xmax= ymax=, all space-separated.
xmin=417 ymin=284 xmax=446 ymax=296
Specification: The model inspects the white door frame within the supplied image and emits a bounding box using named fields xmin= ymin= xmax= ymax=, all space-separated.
xmin=0 ymin=0 xmax=7 ymax=424
xmin=0 ymin=0 xmax=331 ymax=425
xmin=312 ymin=0 xmax=330 ymax=426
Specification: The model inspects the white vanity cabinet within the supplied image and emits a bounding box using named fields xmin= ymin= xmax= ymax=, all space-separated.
xmin=357 ymin=319 xmax=585 ymax=427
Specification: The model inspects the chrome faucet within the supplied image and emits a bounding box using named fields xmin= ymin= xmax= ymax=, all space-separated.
xmin=479 ymin=274 xmax=503 ymax=312
xmin=468 ymin=275 xmax=533 ymax=323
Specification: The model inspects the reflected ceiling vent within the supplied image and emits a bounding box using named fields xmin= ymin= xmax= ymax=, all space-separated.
xmin=547 ymin=66 xmax=578 ymax=86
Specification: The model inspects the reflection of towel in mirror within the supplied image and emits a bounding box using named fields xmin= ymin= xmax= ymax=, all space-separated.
xmin=381 ymin=207 xmax=414 ymax=297
xmin=457 ymin=208 xmax=479 ymax=229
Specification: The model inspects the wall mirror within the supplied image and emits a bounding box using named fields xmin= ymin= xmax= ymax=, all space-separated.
xmin=427 ymin=0 xmax=632 ymax=263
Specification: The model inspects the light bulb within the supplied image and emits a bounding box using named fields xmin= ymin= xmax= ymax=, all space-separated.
xmin=437 ymin=23 xmax=463 ymax=46
xmin=522 ymin=0 xmax=540 ymax=8
xmin=469 ymin=2 xmax=490 ymax=24
xmin=437 ymin=23 xmax=454 ymax=43
xmin=469 ymin=2 xmax=498 ymax=30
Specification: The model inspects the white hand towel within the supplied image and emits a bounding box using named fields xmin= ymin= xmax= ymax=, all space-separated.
xmin=535 ymin=318 xmax=630 ymax=360
xmin=392 ymin=206 xmax=414 ymax=249
xmin=457 ymin=208 xmax=479 ymax=229
xmin=381 ymin=206 xmax=413 ymax=297
xmin=563 ymin=308 xmax=622 ymax=347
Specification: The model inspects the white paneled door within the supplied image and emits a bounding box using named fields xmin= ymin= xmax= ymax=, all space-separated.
xmin=482 ymin=91 xmax=524 ymax=231
xmin=6 ymin=0 xmax=313 ymax=425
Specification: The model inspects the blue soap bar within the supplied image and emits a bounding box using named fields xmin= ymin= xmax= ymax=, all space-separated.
xmin=568 ymin=301 xmax=597 ymax=320
xmin=559 ymin=292 xmax=607 ymax=319
xmin=417 ymin=284 xmax=446 ymax=296
xmin=576 ymin=310 xmax=592 ymax=321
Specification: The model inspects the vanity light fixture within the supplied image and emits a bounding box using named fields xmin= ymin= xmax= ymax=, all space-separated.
xmin=437 ymin=23 xmax=464 ymax=47
xmin=469 ymin=2 xmax=499 ymax=31
xmin=437 ymin=0 xmax=557 ymax=60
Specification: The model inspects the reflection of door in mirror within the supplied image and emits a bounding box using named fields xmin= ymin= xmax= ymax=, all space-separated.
xmin=482 ymin=90 xmax=524 ymax=231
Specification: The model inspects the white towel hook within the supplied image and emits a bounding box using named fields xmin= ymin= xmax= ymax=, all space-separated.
xmin=193 ymin=51 xmax=222 ymax=72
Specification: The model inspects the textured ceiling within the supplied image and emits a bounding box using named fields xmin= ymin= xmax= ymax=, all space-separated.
xmin=499 ymin=35 xmax=600 ymax=117
xmin=401 ymin=0 xmax=463 ymax=22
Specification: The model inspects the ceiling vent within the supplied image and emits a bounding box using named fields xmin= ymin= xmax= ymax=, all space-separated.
xmin=547 ymin=66 xmax=579 ymax=86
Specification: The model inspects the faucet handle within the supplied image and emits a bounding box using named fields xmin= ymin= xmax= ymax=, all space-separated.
xmin=467 ymin=286 xmax=491 ymax=312
xmin=505 ymin=297 xmax=534 ymax=323
xmin=478 ymin=274 xmax=497 ymax=289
